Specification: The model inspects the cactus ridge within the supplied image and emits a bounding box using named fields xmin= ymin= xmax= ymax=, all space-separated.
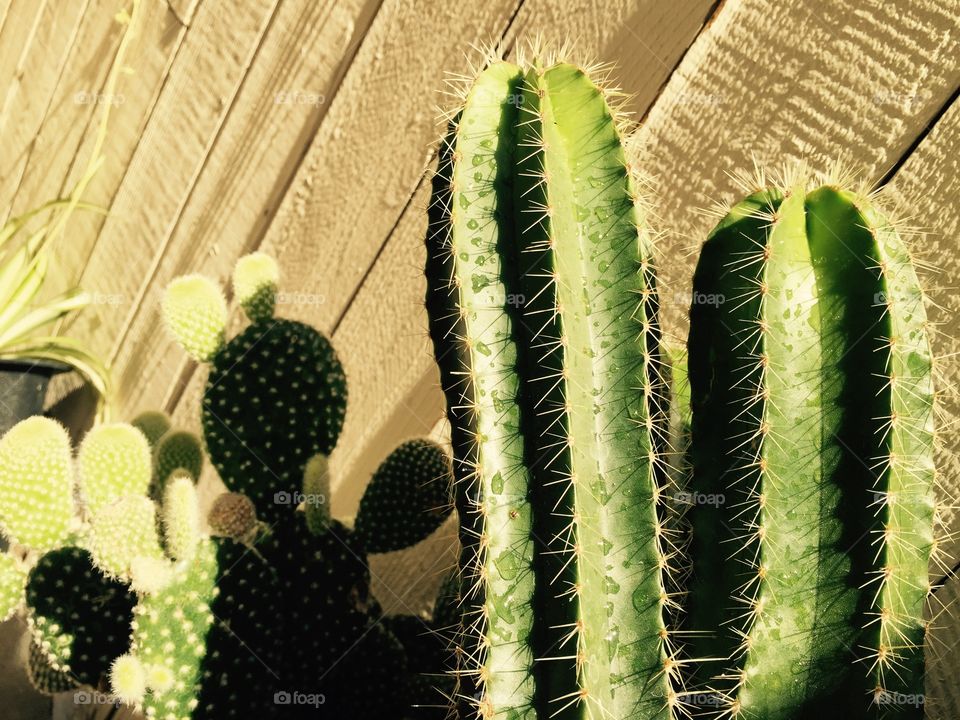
xmin=426 ymin=55 xmax=677 ymax=720
xmin=684 ymin=169 xmax=938 ymax=719
xmin=426 ymin=60 xmax=539 ymax=720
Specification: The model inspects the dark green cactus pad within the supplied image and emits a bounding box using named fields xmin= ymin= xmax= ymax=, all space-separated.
xmin=314 ymin=616 xmax=409 ymax=719
xmin=25 ymin=547 xmax=136 ymax=687
xmin=153 ymin=429 xmax=203 ymax=492
xmin=193 ymin=538 xmax=285 ymax=719
xmin=355 ymin=439 xmax=453 ymax=553
xmin=27 ymin=640 xmax=78 ymax=694
xmin=202 ymin=318 xmax=347 ymax=524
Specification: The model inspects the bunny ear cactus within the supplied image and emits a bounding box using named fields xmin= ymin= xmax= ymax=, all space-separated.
xmin=77 ymin=423 xmax=152 ymax=514
xmin=0 ymin=552 xmax=26 ymax=621
xmin=26 ymin=546 xmax=137 ymax=689
xmin=0 ymin=417 xmax=74 ymax=552
xmin=683 ymin=169 xmax=937 ymax=718
xmin=153 ymin=428 xmax=203 ymax=496
xmin=132 ymin=410 xmax=172 ymax=448
xmin=162 ymin=255 xmax=347 ymax=525
xmin=425 ymin=54 xmax=676 ymax=720
xmin=355 ymin=438 xmax=454 ymax=553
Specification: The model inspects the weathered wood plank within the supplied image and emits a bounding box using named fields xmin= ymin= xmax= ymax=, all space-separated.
xmin=33 ymin=0 xmax=199 ymax=299
xmin=63 ymin=0 xmax=281 ymax=370
xmin=104 ymin=0 xmax=382 ymax=420
xmin=0 ymin=0 xmax=89 ymax=220
xmin=926 ymin=574 xmax=960 ymax=719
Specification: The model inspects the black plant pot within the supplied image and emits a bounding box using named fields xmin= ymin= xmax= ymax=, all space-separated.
xmin=0 ymin=359 xmax=67 ymax=437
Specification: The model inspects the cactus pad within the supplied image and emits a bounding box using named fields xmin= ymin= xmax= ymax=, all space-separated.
xmin=162 ymin=275 xmax=228 ymax=362
xmin=77 ymin=423 xmax=152 ymax=515
xmin=202 ymin=318 xmax=347 ymax=524
xmin=355 ymin=439 xmax=453 ymax=553
xmin=0 ymin=417 xmax=74 ymax=551
xmin=0 ymin=552 xmax=25 ymax=621
xmin=88 ymin=495 xmax=165 ymax=581
xmin=25 ymin=547 xmax=136 ymax=687
xmin=131 ymin=410 xmax=173 ymax=448
xmin=208 ymin=492 xmax=259 ymax=541
xmin=233 ymin=251 xmax=279 ymax=321
xmin=153 ymin=428 xmax=204 ymax=493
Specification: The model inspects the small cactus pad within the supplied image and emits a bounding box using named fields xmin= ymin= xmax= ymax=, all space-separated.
xmin=127 ymin=539 xmax=219 ymax=719
xmin=162 ymin=275 xmax=228 ymax=362
xmin=162 ymin=474 xmax=200 ymax=561
xmin=208 ymin=492 xmax=258 ymax=540
xmin=77 ymin=423 xmax=152 ymax=515
xmin=0 ymin=417 xmax=74 ymax=551
xmin=202 ymin=318 xmax=347 ymax=524
xmin=355 ymin=439 xmax=453 ymax=553
xmin=232 ymin=251 xmax=279 ymax=321
xmin=25 ymin=547 xmax=136 ymax=687
xmin=131 ymin=410 xmax=172 ymax=447
xmin=0 ymin=552 xmax=26 ymax=621
xmin=192 ymin=538 xmax=285 ymax=719
xmin=88 ymin=495 xmax=165 ymax=581
xmin=153 ymin=428 xmax=203 ymax=492
xmin=302 ymin=453 xmax=331 ymax=534
xmin=27 ymin=640 xmax=78 ymax=694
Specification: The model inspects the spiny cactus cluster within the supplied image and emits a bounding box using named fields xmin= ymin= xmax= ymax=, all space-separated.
xmin=160 ymin=251 xmax=459 ymax=718
xmin=426 ymin=53 xmax=675 ymax=720
xmin=424 ymin=53 xmax=944 ymax=720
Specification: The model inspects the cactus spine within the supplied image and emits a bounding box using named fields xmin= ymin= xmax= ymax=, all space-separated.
xmin=684 ymin=171 xmax=936 ymax=718
xmin=426 ymin=56 xmax=675 ymax=719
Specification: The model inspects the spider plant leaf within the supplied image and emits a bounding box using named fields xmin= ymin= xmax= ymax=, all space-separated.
xmin=0 ymin=253 xmax=48 ymax=338
xmin=0 ymin=289 xmax=90 ymax=349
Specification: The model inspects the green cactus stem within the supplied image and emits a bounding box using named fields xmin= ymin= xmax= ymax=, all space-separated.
xmin=684 ymin=174 xmax=936 ymax=718
xmin=424 ymin=60 xmax=538 ymax=720
xmin=162 ymin=474 xmax=200 ymax=562
xmin=425 ymin=56 xmax=675 ymax=720
xmin=355 ymin=439 xmax=453 ymax=553
xmin=0 ymin=417 xmax=75 ymax=551
xmin=87 ymin=495 xmax=166 ymax=585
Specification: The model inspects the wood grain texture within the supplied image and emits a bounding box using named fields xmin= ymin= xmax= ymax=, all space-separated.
xmin=104 ymin=0 xmax=381 ymax=420
xmin=0 ymin=0 xmax=89 ymax=221
xmin=62 ymin=0 xmax=281 ymax=373
xmin=30 ymin=0 xmax=199 ymax=297
xmin=926 ymin=574 xmax=960 ymax=719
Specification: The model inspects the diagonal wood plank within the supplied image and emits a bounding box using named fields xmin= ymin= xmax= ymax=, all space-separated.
xmin=0 ymin=0 xmax=89 ymax=220
xmin=100 ymin=0 xmax=382 ymax=419
xmin=61 ymin=0 xmax=282 ymax=374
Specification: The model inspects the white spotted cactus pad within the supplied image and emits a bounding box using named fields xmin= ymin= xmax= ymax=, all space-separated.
xmin=0 ymin=552 xmax=26 ymax=621
xmin=355 ymin=439 xmax=453 ymax=553
xmin=153 ymin=428 xmax=203 ymax=494
xmin=232 ymin=251 xmax=279 ymax=321
xmin=132 ymin=410 xmax=173 ymax=448
xmin=88 ymin=495 xmax=165 ymax=582
xmin=162 ymin=474 xmax=200 ymax=562
xmin=163 ymin=254 xmax=347 ymax=525
xmin=162 ymin=275 xmax=228 ymax=362
xmin=78 ymin=423 xmax=152 ymax=514
xmin=0 ymin=417 xmax=74 ymax=551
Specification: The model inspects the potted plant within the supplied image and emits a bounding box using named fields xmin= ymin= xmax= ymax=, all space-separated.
xmin=0 ymin=198 xmax=110 ymax=435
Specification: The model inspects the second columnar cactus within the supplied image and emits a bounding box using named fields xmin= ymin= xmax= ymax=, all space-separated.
xmin=683 ymin=167 xmax=939 ymax=718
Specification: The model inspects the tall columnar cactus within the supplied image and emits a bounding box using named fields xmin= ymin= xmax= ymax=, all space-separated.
xmin=684 ymin=170 xmax=937 ymax=718
xmin=425 ymin=55 xmax=676 ymax=720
